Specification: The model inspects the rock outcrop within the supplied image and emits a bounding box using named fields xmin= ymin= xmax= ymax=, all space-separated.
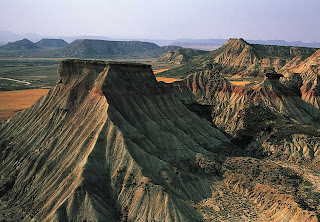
xmin=301 ymin=74 xmax=320 ymax=109
xmin=282 ymin=49 xmax=320 ymax=109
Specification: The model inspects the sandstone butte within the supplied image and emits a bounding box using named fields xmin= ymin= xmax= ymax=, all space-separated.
xmin=0 ymin=59 xmax=320 ymax=222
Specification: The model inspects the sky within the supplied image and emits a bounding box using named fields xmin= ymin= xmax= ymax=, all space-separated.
xmin=1 ymin=0 xmax=320 ymax=42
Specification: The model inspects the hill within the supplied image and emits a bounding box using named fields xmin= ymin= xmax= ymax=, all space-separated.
xmin=0 ymin=59 xmax=320 ymax=221
xmin=162 ymin=38 xmax=317 ymax=78
xmin=0 ymin=39 xmax=181 ymax=59
xmin=157 ymin=48 xmax=208 ymax=64
xmin=54 ymin=39 xmax=181 ymax=59
xmin=35 ymin=39 xmax=68 ymax=48
xmin=0 ymin=38 xmax=39 ymax=51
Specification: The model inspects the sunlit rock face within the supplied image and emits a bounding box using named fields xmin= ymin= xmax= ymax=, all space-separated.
xmin=175 ymin=70 xmax=320 ymax=160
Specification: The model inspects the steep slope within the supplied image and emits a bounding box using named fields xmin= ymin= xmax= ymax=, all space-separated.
xmin=157 ymin=48 xmax=208 ymax=64
xmin=35 ymin=39 xmax=68 ymax=48
xmin=54 ymin=39 xmax=180 ymax=59
xmin=284 ymin=49 xmax=320 ymax=79
xmin=0 ymin=38 xmax=39 ymax=50
xmin=163 ymin=38 xmax=317 ymax=78
xmin=281 ymin=49 xmax=320 ymax=108
xmin=301 ymin=74 xmax=320 ymax=109
xmin=175 ymin=70 xmax=320 ymax=158
xmin=0 ymin=59 xmax=231 ymax=221
xmin=172 ymin=71 xmax=320 ymax=221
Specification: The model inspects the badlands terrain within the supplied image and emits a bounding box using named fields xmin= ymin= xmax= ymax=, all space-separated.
xmin=0 ymin=38 xmax=320 ymax=221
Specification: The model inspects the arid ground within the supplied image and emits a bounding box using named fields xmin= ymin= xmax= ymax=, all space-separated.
xmin=0 ymin=89 xmax=49 ymax=121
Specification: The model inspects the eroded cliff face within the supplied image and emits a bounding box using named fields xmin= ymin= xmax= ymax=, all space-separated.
xmin=281 ymin=49 xmax=320 ymax=109
xmin=0 ymin=60 xmax=319 ymax=222
xmin=0 ymin=59 xmax=228 ymax=222
xmin=176 ymin=70 xmax=320 ymax=159
xmin=173 ymin=70 xmax=320 ymax=221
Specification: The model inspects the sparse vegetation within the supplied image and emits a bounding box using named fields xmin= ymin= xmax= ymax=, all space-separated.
xmin=0 ymin=58 xmax=60 ymax=90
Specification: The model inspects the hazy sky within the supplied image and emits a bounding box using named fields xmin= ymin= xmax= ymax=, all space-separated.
xmin=1 ymin=0 xmax=320 ymax=41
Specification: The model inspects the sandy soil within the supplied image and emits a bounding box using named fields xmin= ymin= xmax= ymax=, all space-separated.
xmin=0 ymin=89 xmax=49 ymax=121
xmin=230 ymin=81 xmax=251 ymax=85
xmin=156 ymin=77 xmax=182 ymax=83
xmin=153 ymin=68 xmax=169 ymax=74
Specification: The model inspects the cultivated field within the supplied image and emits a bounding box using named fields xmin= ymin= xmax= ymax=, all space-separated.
xmin=0 ymin=89 xmax=49 ymax=121
xmin=156 ymin=77 xmax=182 ymax=83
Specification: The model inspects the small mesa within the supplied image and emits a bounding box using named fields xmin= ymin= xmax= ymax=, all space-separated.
xmin=156 ymin=77 xmax=182 ymax=83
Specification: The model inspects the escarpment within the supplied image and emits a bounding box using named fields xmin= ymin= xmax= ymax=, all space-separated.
xmin=281 ymin=49 xmax=320 ymax=109
xmin=0 ymin=59 xmax=228 ymax=221
xmin=175 ymin=70 xmax=320 ymax=159
xmin=1 ymin=60 xmax=320 ymax=221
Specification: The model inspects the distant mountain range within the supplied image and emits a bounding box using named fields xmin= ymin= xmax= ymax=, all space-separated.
xmin=0 ymin=38 xmax=181 ymax=59
xmin=0 ymin=39 xmax=40 ymax=51
xmin=169 ymin=39 xmax=320 ymax=50
xmin=0 ymin=31 xmax=112 ymax=43
xmin=54 ymin=39 xmax=180 ymax=59
xmin=0 ymin=31 xmax=319 ymax=49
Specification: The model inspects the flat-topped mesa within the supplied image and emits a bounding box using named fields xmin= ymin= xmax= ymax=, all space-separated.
xmin=265 ymin=72 xmax=284 ymax=81
xmin=58 ymin=59 xmax=107 ymax=84
xmin=56 ymin=59 xmax=166 ymax=105
xmin=58 ymin=59 xmax=154 ymax=84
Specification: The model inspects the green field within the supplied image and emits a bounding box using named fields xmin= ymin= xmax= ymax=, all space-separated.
xmin=0 ymin=58 xmax=61 ymax=91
